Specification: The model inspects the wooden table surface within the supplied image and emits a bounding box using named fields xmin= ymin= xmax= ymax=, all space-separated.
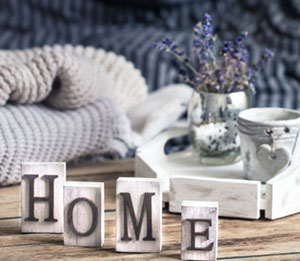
xmin=1 ymin=159 xmax=300 ymax=260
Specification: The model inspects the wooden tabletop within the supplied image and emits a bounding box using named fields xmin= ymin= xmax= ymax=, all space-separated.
xmin=1 ymin=159 xmax=300 ymax=260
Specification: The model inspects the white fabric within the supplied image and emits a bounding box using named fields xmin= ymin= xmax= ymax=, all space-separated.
xmin=128 ymin=84 xmax=192 ymax=145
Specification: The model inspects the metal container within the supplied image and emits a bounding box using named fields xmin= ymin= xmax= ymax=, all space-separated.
xmin=238 ymin=107 xmax=300 ymax=182
xmin=188 ymin=90 xmax=251 ymax=165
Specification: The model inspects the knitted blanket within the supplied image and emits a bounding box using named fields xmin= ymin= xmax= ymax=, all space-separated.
xmin=0 ymin=45 xmax=192 ymax=186
xmin=0 ymin=45 xmax=148 ymax=110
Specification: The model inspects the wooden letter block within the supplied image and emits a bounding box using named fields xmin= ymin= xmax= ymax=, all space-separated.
xmin=21 ymin=162 xmax=66 ymax=233
xmin=181 ymin=201 xmax=218 ymax=261
xmin=116 ymin=177 xmax=162 ymax=253
xmin=64 ymin=182 xmax=104 ymax=247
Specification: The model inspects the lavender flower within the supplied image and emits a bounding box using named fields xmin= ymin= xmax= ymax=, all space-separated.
xmin=153 ymin=13 xmax=273 ymax=94
xmin=252 ymin=48 xmax=273 ymax=72
xmin=193 ymin=13 xmax=215 ymax=67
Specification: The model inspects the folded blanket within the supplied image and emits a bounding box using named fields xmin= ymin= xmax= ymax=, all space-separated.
xmin=0 ymin=99 xmax=133 ymax=186
xmin=0 ymin=45 xmax=148 ymax=110
xmin=0 ymin=45 xmax=192 ymax=186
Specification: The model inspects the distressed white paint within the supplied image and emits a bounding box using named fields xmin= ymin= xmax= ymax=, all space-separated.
xmin=116 ymin=177 xmax=162 ymax=253
xmin=64 ymin=181 xmax=104 ymax=247
xmin=170 ymin=176 xmax=261 ymax=219
xmin=21 ymin=162 xmax=66 ymax=233
xmin=265 ymin=163 xmax=300 ymax=219
xmin=181 ymin=201 xmax=218 ymax=261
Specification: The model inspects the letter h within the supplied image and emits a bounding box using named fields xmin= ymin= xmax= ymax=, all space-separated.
xmin=23 ymin=174 xmax=58 ymax=222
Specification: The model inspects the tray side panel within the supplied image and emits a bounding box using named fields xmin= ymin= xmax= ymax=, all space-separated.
xmin=169 ymin=176 xmax=261 ymax=219
xmin=265 ymin=164 xmax=300 ymax=219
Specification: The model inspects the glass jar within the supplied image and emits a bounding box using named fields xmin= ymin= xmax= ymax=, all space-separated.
xmin=188 ymin=90 xmax=252 ymax=165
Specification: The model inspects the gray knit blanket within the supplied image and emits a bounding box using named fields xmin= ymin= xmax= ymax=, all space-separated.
xmin=0 ymin=45 xmax=192 ymax=186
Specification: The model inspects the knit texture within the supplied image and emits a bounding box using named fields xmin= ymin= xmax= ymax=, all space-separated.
xmin=0 ymin=45 xmax=148 ymax=111
xmin=0 ymin=99 xmax=133 ymax=186
xmin=0 ymin=45 xmax=192 ymax=186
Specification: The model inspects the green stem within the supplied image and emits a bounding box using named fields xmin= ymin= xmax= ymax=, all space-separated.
xmin=207 ymin=49 xmax=217 ymax=69
xmin=168 ymin=51 xmax=200 ymax=77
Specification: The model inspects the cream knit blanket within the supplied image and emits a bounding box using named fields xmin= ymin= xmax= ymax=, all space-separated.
xmin=0 ymin=45 xmax=148 ymax=110
xmin=0 ymin=45 xmax=192 ymax=186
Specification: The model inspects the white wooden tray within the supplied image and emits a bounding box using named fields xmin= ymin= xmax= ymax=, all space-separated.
xmin=135 ymin=127 xmax=300 ymax=220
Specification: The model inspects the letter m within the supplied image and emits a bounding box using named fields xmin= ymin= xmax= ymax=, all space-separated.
xmin=120 ymin=192 xmax=155 ymax=241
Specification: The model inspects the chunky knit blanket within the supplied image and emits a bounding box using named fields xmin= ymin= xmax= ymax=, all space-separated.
xmin=0 ymin=45 xmax=192 ymax=186
xmin=0 ymin=45 xmax=148 ymax=110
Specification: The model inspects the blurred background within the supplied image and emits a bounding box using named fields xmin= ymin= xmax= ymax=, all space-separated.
xmin=0 ymin=0 xmax=299 ymax=108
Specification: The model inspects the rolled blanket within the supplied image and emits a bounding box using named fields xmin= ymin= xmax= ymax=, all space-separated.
xmin=0 ymin=45 xmax=148 ymax=111
xmin=0 ymin=45 xmax=192 ymax=186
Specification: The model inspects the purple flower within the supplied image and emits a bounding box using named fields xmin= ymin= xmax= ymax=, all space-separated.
xmin=252 ymin=48 xmax=273 ymax=72
xmin=204 ymin=13 xmax=212 ymax=23
xmin=153 ymin=13 xmax=273 ymax=93
xmin=153 ymin=38 xmax=189 ymax=60
xmin=263 ymin=48 xmax=273 ymax=62
xmin=193 ymin=13 xmax=215 ymax=67
xmin=223 ymin=32 xmax=248 ymax=63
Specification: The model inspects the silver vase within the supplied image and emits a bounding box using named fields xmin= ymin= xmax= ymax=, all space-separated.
xmin=188 ymin=90 xmax=252 ymax=165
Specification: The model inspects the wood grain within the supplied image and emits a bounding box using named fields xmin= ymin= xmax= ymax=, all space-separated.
xmin=1 ymin=159 xmax=300 ymax=260
xmin=116 ymin=178 xmax=162 ymax=253
xmin=64 ymin=182 xmax=104 ymax=247
xmin=181 ymin=201 xmax=218 ymax=260
xmin=67 ymin=159 xmax=134 ymax=180
xmin=21 ymin=162 xmax=66 ymax=233
xmin=0 ymin=185 xmax=20 ymax=218
xmin=265 ymin=163 xmax=300 ymax=220
xmin=169 ymin=176 xmax=261 ymax=219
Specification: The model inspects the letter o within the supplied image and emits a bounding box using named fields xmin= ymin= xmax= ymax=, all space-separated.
xmin=67 ymin=197 xmax=98 ymax=237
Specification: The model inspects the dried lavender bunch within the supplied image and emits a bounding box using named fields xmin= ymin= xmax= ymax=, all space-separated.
xmin=153 ymin=13 xmax=273 ymax=94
